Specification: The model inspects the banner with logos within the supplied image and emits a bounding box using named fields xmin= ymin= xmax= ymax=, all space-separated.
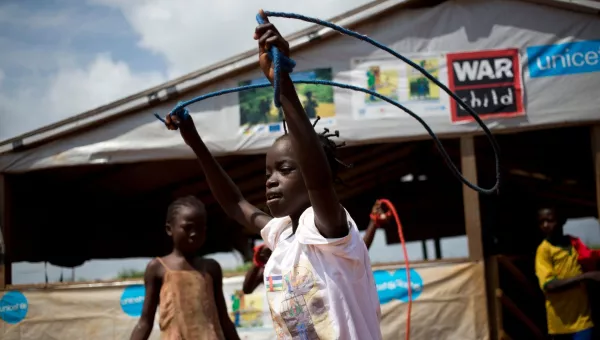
xmin=0 ymin=261 xmax=487 ymax=340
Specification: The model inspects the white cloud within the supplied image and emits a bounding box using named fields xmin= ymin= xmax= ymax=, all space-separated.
xmin=0 ymin=54 xmax=165 ymax=140
xmin=1 ymin=0 xmax=371 ymax=141
xmin=93 ymin=0 xmax=371 ymax=78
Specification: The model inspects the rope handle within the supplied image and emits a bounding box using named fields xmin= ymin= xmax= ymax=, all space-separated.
xmin=253 ymin=244 xmax=268 ymax=268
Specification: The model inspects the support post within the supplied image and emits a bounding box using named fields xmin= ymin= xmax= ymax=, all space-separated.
xmin=460 ymin=136 xmax=484 ymax=261
xmin=592 ymin=125 xmax=600 ymax=219
xmin=433 ymin=238 xmax=442 ymax=259
xmin=0 ymin=174 xmax=9 ymax=289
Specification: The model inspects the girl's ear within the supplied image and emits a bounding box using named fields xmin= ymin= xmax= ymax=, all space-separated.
xmin=166 ymin=224 xmax=173 ymax=236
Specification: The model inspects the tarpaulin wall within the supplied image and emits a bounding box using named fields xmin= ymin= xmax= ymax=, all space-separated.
xmin=1 ymin=0 xmax=599 ymax=172
xmin=0 ymin=261 xmax=488 ymax=340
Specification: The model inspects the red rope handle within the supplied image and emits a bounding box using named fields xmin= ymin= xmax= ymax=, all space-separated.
xmin=253 ymin=244 xmax=267 ymax=268
xmin=378 ymin=199 xmax=411 ymax=340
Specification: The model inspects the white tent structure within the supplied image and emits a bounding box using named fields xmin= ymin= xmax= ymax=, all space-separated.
xmin=0 ymin=1 xmax=599 ymax=337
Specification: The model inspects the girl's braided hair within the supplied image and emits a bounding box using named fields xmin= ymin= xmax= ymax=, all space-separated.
xmin=166 ymin=195 xmax=206 ymax=225
xmin=276 ymin=116 xmax=351 ymax=179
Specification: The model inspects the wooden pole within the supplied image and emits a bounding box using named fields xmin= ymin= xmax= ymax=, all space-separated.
xmin=0 ymin=174 xmax=8 ymax=289
xmin=592 ymin=125 xmax=600 ymax=218
xmin=460 ymin=136 xmax=484 ymax=260
xmin=485 ymin=256 xmax=503 ymax=340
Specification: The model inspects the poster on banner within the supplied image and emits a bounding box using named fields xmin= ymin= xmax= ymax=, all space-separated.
xmin=238 ymin=68 xmax=336 ymax=136
xmin=221 ymin=276 xmax=274 ymax=335
xmin=446 ymin=48 xmax=524 ymax=123
xmin=351 ymin=54 xmax=451 ymax=119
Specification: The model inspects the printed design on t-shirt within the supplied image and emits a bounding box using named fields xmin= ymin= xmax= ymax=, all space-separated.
xmin=265 ymin=275 xmax=285 ymax=292
xmin=267 ymin=263 xmax=335 ymax=340
xmin=281 ymin=266 xmax=319 ymax=339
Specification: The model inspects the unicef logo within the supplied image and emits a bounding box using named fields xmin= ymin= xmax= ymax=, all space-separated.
xmin=0 ymin=291 xmax=28 ymax=324
xmin=120 ymin=285 xmax=145 ymax=317
xmin=373 ymin=269 xmax=423 ymax=304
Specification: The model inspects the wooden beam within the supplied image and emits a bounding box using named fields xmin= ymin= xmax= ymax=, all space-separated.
xmin=496 ymin=256 xmax=542 ymax=302
xmin=421 ymin=240 xmax=429 ymax=260
xmin=486 ymin=256 xmax=503 ymax=340
xmin=0 ymin=174 xmax=10 ymax=289
xmin=496 ymin=288 xmax=545 ymax=340
xmin=592 ymin=125 xmax=600 ymax=218
xmin=434 ymin=238 xmax=442 ymax=259
xmin=460 ymin=136 xmax=483 ymax=260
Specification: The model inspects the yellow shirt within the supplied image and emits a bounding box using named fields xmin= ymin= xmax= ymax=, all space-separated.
xmin=535 ymin=239 xmax=593 ymax=334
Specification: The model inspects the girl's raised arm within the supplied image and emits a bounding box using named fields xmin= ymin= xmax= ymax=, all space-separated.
xmin=167 ymin=114 xmax=272 ymax=234
xmin=254 ymin=11 xmax=347 ymax=238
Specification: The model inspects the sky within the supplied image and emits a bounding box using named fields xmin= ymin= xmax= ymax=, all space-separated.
xmin=2 ymin=1 xmax=600 ymax=284
xmin=0 ymin=0 xmax=374 ymax=141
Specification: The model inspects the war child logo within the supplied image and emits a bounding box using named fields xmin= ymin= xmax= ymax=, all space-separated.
xmin=446 ymin=48 xmax=524 ymax=123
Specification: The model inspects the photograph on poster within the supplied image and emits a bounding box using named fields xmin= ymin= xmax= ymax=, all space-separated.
xmin=351 ymin=54 xmax=450 ymax=120
xmin=238 ymin=68 xmax=336 ymax=134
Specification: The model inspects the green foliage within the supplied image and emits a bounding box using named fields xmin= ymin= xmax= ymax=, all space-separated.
xmin=298 ymin=84 xmax=333 ymax=103
xmin=116 ymin=268 xmax=145 ymax=280
xmin=224 ymin=262 xmax=252 ymax=276
xmin=238 ymin=68 xmax=334 ymax=126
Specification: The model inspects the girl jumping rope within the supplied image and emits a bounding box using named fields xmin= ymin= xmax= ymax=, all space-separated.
xmin=164 ymin=11 xmax=382 ymax=340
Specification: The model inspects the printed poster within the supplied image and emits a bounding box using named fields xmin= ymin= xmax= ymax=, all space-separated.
xmin=238 ymin=68 xmax=336 ymax=135
xmin=222 ymin=276 xmax=274 ymax=335
xmin=446 ymin=48 xmax=524 ymax=123
xmin=351 ymin=53 xmax=451 ymax=119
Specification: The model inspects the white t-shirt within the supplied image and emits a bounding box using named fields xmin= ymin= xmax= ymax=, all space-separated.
xmin=261 ymin=207 xmax=382 ymax=340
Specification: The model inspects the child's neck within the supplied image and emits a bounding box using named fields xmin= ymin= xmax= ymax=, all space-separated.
xmin=172 ymin=248 xmax=196 ymax=262
xmin=547 ymin=231 xmax=568 ymax=245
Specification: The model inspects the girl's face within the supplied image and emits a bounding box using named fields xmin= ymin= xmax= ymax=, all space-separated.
xmin=265 ymin=137 xmax=310 ymax=218
xmin=167 ymin=206 xmax=207 ymax=252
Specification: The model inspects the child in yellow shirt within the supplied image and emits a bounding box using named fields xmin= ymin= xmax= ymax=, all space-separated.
xmin=535 ymin=207 xmax=600 ymax=340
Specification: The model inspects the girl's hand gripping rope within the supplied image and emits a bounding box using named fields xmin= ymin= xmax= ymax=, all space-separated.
xmin=254 ymin=10 xmax=290 ymax=83
xmin=160 ymin=106 xmax=202 ymax=147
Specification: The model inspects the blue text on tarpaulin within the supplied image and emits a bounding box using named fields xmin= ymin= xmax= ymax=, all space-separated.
xmin=527 ymin=40 xmax=600 ymax=78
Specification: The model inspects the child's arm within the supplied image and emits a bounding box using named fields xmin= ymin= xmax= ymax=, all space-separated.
xmin=535 ymin=245 xmax=595 ymax=293
xmin=242 ymin=265 xmax=264 ymax=295
xmin=130 ymin=260 xmax=161 ymax=340
xmin=243 ymin=245 xmax=271 ymax=294
xmin=363 ymin=201 xmax=388 ymax=250
xmin=166 ymin=115 xmax=272 ymax=234
xmin=363 ymin=220 xmax=378 ymax=250
xmin=254 ymin=11 xmax=347 ymax=239
xmin=206 ymin=259 xmax=241 ymax=340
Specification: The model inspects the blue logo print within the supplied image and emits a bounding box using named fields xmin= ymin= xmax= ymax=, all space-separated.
xmin=0 ymin=291 xmax=28 ymax=324
xmin=527 ymin=40 xmax=600 ymax=78
xmin=373 ymin=269 xmax=423 ymax=304
xmin=268 ymin=123 xmax=281 ymax=132
xmin=120 ymin=285 xmax=145 ymax=317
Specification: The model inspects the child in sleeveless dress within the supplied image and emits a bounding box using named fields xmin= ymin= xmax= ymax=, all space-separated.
xmin=130 ymin=196 xmax=240 ymax=340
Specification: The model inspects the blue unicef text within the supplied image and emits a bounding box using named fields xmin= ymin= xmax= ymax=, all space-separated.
xmin=527 ymin=40 xmax=600 ymax=78
xmin=373 ymin=269 xmax=423 ymax=304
